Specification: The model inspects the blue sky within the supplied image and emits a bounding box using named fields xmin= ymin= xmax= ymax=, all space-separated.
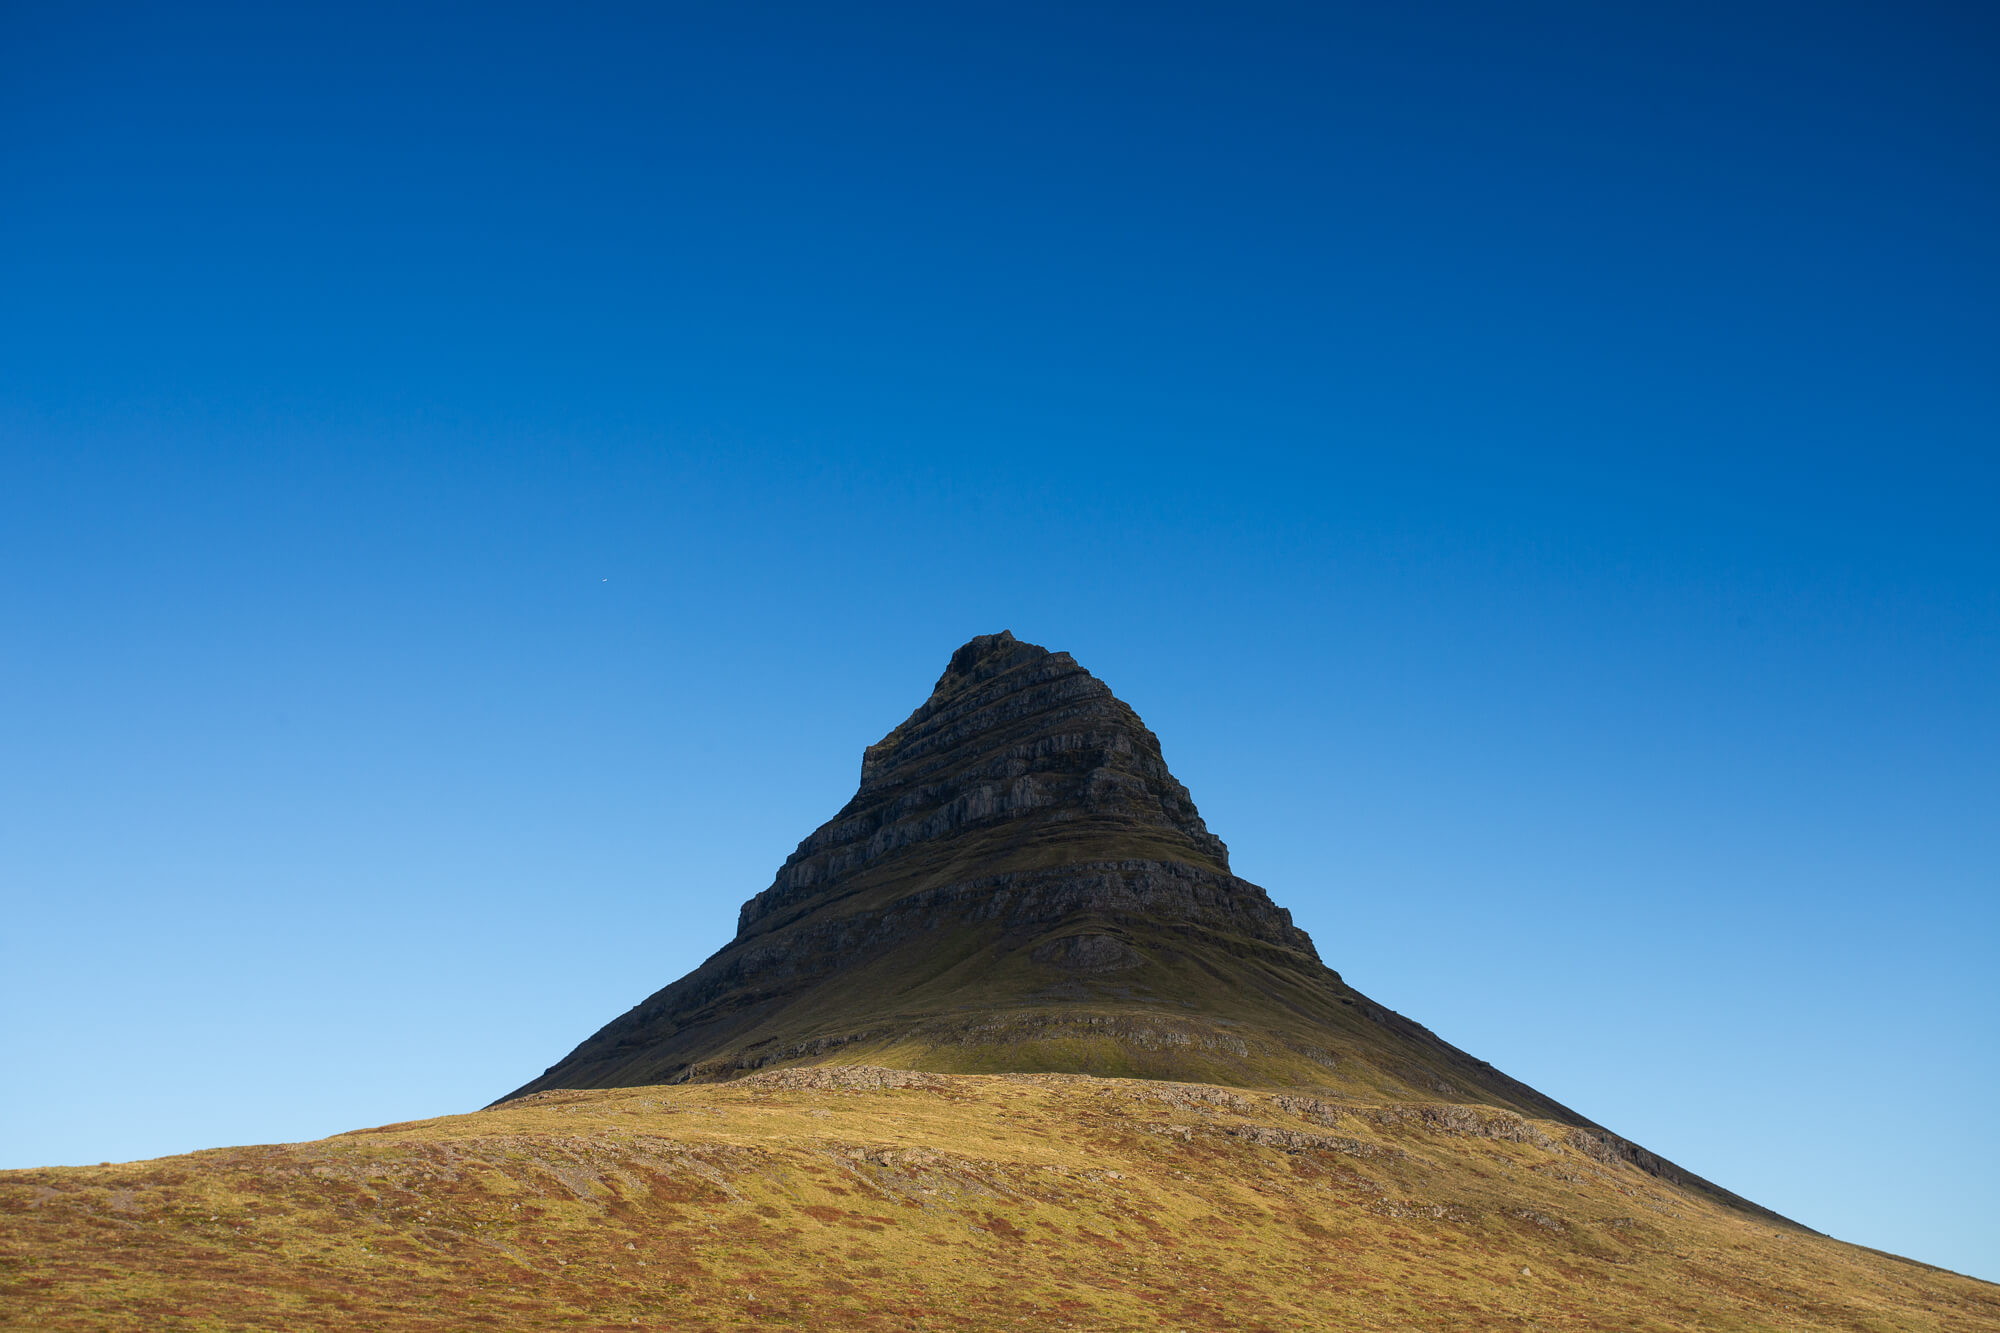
xmin=3 ymin=0 xmax=1995 ymax=1281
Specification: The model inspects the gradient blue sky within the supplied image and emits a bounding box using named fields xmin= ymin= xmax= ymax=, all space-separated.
xmin=3 ymin=0 xmax=1995 ymax=1282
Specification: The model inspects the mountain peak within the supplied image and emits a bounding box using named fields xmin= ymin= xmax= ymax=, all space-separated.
xmin=778 ymin=631 xmax=1228 ymax=936
xmin=939 ymin=629 xmax=1041 ymax=689
xmin=499 ymin=634 xmax=1787 ymax=1230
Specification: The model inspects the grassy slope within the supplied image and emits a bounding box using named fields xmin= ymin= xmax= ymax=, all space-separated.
xmin=523 ymin=820 xmax=1608 ymax=1123
xmin=5 ymin=1069 xmax=1993 ymax=1332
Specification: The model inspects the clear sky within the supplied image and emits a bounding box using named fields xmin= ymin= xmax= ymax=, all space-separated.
xmin=2 ymin=0 xmax=1995 ymax=1283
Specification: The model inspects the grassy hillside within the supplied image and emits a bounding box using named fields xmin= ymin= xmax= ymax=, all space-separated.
xmin=5 ymin=1068 xmax=1992 ymax=1331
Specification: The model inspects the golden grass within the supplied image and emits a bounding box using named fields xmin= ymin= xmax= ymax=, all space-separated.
xmin=3 ymin=1069 xmax=1992 ymax=1331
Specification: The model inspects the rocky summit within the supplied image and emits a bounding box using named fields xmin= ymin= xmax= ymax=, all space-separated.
xmin=503 ymin=632 xmax=1762 ymax=1222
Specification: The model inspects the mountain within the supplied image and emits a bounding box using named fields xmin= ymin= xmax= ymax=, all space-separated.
xmin=504 ymin=631 xmax=1761 ymax=1221
xmin=10 ymin=632 xmax=1994 ymax=1330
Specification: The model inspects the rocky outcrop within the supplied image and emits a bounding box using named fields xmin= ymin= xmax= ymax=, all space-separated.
xmin=738 ymin=632 xmax=1229 ymax=936
xmin=1030 ymin=933 xmax=1144 ymax=973
xmin=736 ymin=1065 xmax=951 ymax=1094
xmin=1364 ymin=1102 xmax=1556 ymax=1148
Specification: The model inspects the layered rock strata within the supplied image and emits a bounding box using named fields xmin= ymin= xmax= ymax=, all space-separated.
xmin=736 ymin=632 xmax=1235 ymax=937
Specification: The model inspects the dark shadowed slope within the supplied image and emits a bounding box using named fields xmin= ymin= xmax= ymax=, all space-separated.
xmin=503 ymin=632 xmax=1781 ymax=1223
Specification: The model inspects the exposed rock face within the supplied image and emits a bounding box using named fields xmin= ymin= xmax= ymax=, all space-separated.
xmin=497 ymin=632 xmax=1772 ymax=1222
xmin=1030 ymin=932 xmax=1145 ymax=973
xmin=737 ymin=631 xmax=1233 ymax=938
